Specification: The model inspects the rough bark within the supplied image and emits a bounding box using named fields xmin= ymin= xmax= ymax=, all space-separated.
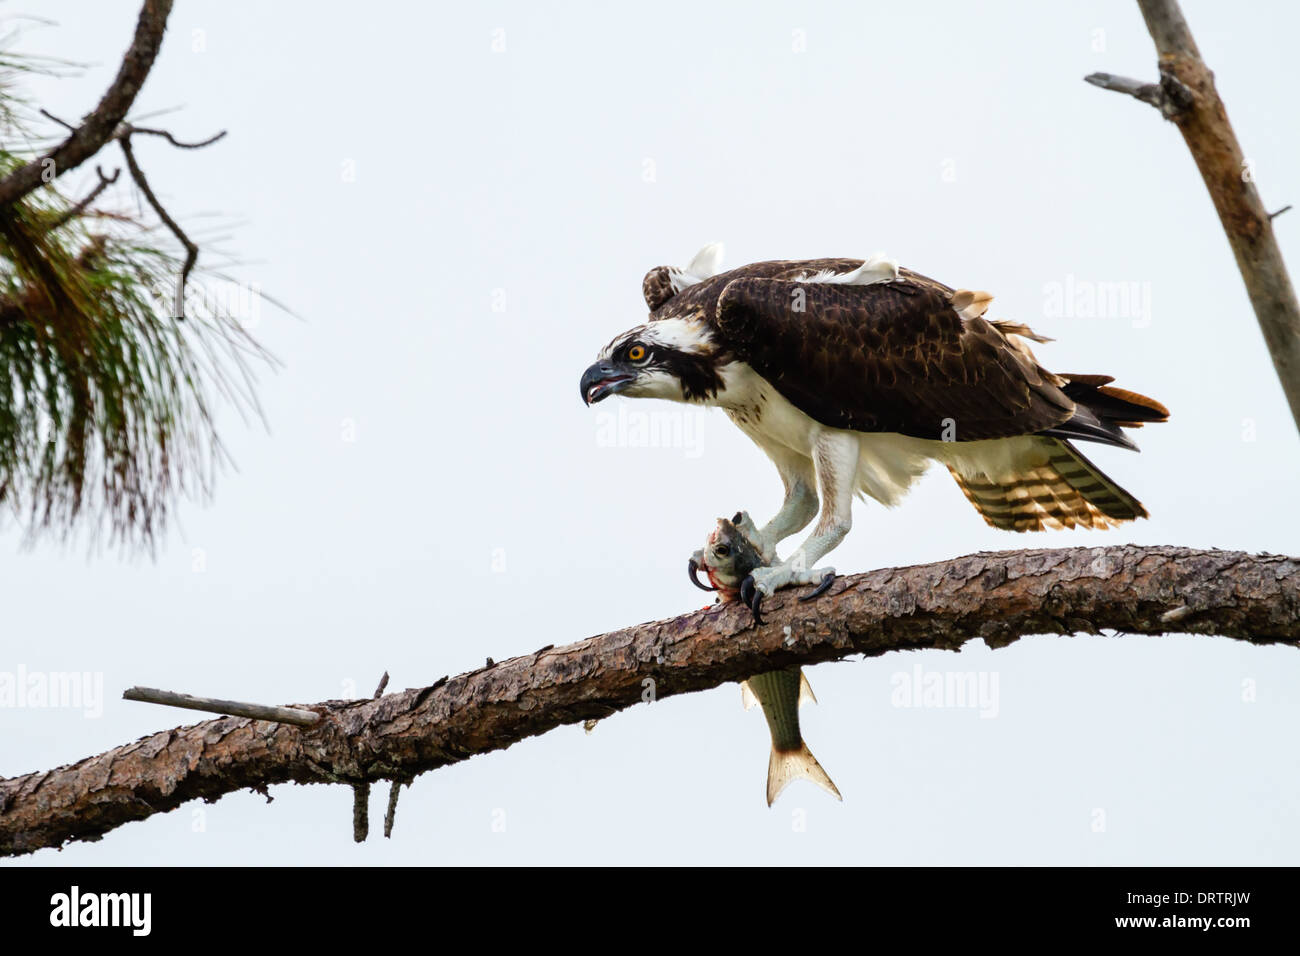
xmin=0 ymin=0 xmax=174 ymax=207
xmin=1087 ymin=0 xmax=1300 ymax=434
xmin=2 ymin=545 xmax=1297 ymax=857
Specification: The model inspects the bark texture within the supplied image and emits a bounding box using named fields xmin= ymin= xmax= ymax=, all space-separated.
xmin=2 ymin=545 xmax=1297 ymax=857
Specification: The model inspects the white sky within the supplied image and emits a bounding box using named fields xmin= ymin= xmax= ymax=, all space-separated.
xmin=3 ymin=0 xmax=1298 ymax=865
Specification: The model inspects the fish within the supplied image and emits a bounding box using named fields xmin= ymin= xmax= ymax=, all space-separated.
xmin=696 ymin=515 xmax=843 ymax=806
xmin=692 ymin=514 xmax=765 ymax=599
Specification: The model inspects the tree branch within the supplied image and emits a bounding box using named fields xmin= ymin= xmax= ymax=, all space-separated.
xmin=45 ymin=165 xmax=120 ymax=231
xmin=121 ymin=686 xmax=321 ymax=727
xmin=2 ymin=545 xmax=1297 ymax=857
xmin=383 ymin=781 xmax=403 ymax=839
xmin=129 ymin=126 xmax=227 ymax=150
xmin=0 ymin=0 xmax=174 ymax=207
xmin=119 ymin=132 xmax=198 ymax=317
xmin=1087 ymin=0 xmax=1300 ymax=436
xmin=1083 ymin=71 xmax=1192 ymax=118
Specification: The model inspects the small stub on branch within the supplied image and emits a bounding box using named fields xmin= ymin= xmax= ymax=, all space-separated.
xmin=383 ymin=782 xmax=403 ymax=839
xmin=353 ymin=784 xmax=370 ymax=843
xmin=1084 ymin=71 xmax=1193 ymax=120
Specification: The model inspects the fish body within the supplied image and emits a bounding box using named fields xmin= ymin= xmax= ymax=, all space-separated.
xmin=700 ymin=516 xmax=843 ymax=806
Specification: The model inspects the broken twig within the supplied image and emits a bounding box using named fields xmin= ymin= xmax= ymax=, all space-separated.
xmin=122 ymin=686 xmax=320 ymax=727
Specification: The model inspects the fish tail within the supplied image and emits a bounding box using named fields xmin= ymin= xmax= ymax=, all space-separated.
xmin=766 ymin=742 xmax=842 ymax=806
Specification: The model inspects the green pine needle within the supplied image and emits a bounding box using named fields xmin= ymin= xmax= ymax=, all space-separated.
xmin=0 ymin=55 xmax=272 ymax=551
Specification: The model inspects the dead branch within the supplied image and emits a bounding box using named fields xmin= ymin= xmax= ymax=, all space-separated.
xmin=0 ymin=0 xmax=173 ymax=207
xmin=129 ymin=126 xmax=227 ymax=150
xmin=352 ymin=672 xmax=390 ymax=841
xmin=1087 ymin=0 xmax=1300 ymax=434
xmin=118 ymin=132 xmax=197 ymax=317
xmin=352 ymin=784 xmax=370 ymax=843
xmin=122 ymin=687 xmax=320 ymax=727
xmin=1083 ymin=71 xmax=1192 ymax=118
xmin=1 ymin=545 xmax=1297 ymax=857
xmin=383 ymin=782 xmax=403 ymax=839
xmin=46 ymin=165 xmax=120 ymax=230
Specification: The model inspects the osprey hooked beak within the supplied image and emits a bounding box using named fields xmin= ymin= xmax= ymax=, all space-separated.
xmin=579 ymin=359 xmax=637 ymax=405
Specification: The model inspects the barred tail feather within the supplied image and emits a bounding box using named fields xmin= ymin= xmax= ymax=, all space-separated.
xmin=947 ymin=437 xmax=1147 ymax=532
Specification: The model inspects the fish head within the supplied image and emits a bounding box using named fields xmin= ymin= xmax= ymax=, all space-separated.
xmin=701 ymin=514 xmax=765 ymax=595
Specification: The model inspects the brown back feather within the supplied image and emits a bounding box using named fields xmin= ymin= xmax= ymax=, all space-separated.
xmin=711 ymin=275 xmax=1076 ymax=441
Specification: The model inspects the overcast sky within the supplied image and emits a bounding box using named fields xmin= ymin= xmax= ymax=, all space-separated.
xmin=4 ymin=0 xmax=1298 ymax=865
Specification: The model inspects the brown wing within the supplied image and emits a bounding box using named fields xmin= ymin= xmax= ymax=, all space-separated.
xmin=714 ymin=276 xmax=1077 ymax=441
xmin=649 ymin=258 xmax=954 ymax=319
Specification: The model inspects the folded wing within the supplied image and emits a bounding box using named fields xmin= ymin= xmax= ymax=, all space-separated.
xmin=714 ymin=276 xmax=1078 ymax=442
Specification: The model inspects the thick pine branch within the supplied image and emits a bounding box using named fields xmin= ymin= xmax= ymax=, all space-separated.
xmin=2 ymin=545 xmax=1297 ymax=857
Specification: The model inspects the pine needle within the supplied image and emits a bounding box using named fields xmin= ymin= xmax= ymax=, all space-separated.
xmin=0 ymin=50 xmax=272 ymax=551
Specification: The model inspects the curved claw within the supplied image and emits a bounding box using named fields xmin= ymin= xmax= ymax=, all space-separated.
xmin=688 ymin=557 xmax=716 ymax=592
xmin=739 ymin=574 xmax=764 ymax=625
xmin=799 ymin=571 xmax=837 ymax=602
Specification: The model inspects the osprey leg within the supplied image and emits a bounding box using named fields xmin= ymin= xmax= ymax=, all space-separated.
xmin=741 ymin=432 xmax=855 ymax=620
xmin=703 ymin=453 xmax=814 ymax=603
xmin=742 ymin=451 xmax=819 ymax=563
xmin=752 ymin=484 xmax=819 ymax=566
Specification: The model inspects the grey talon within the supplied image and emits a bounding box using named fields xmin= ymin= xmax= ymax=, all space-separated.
xmin=740 ymin=575 xmax=764 ymax=624
xmin=799 ymin=571 xmax=836 ymax=602
xmin=689 ymin=557 xmax=716 ymax=592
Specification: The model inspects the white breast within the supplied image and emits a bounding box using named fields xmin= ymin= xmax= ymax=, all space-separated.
xmin=715 ymin=362 xmax=936 ymax=507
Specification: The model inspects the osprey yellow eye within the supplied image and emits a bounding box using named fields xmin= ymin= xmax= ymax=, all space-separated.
xmin=627 ymin=344 xmax=647 ymax=362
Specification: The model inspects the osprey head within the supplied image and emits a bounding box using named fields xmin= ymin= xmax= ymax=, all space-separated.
xmin=580 ymin=317 xmax=725 ymax=406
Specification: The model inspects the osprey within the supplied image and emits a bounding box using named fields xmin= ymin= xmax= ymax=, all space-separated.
xmin=580 ymin=244 xmax=1169 ymax=618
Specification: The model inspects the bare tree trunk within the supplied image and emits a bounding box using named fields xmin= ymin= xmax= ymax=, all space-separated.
xmin=2 ymin=545 xmax=1296 ymax=857
xmin=1087 ymin=0 xmax=1300 ymax=434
